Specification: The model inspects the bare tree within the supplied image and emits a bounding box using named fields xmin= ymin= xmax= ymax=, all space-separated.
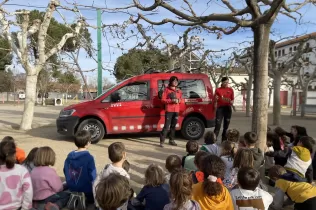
xmin=133 ymin=23 xmax=203 ymax=71
xmin=296 ymin=60 xmax=316 ymax=117
xmin=234 ymin=49 xmax=253 ymax=117
xmin=269 ymin=38 xmax=311 ymax=125
xmin=110 ymin=0 xmax=316 ymax=150
xmin=0 ymin=0 xmax=86 ymax=130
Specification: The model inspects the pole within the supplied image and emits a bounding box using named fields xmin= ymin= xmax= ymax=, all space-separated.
xmin=97 ymin=9 xmax=102 ymax=97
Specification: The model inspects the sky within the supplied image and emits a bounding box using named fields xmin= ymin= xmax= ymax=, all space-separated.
xmin=2 ymin=0 xmax=316 ymax=84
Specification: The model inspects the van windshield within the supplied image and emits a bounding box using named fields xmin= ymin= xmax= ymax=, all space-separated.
xmin=93 ymin=79 xmax=126 ymax=100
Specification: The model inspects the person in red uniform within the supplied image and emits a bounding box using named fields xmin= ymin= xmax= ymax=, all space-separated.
xmin=214 ymin=77 xmax=234 ymax=141
xmin=160 ymin=76 xmax=182 ymax=147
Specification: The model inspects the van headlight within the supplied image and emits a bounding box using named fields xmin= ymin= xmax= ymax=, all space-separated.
xmin=59 ymin=109 xmax=76 ymax=118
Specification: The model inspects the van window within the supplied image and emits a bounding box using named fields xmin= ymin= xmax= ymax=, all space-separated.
xmin=105 ymin=81 xmax=149 ymax=102
xmin=158 ymin=79 xmax=206 ymax=99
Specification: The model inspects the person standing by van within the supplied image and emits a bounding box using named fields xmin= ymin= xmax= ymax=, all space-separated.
xmin=160 ymin=76 xmax=183 ymax=147
xmin=214 ymin=77 xmax=234 ymax=141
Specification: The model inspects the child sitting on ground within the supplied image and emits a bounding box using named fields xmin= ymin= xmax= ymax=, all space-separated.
xmin=191 ymin=151 xmax=209 ymax=184
xmin=269 ymin=165 xmax=316 ymax=210
xmin=182 ymin=140 xmax=199 ymax=172
xmin=2 ymin=136 xmax=26 ymax=164
xmin=93 ymin=142 xmax=130 ymax=207
xmin=230 ymin=167 xmax=273 ymax=210
xmin=22 ymin=147 xmax=38 ymax=172
xmin=274 ymin=127 xmax=287 ymax=150
xmin=164 ymin=169 xmax=201 ymax=210
xmin=265 ymin=132 xmax=276 ymax=173
xmin=64 ymin=130 xmax=97 ymax=203
xmin=220 ymin=141 xmax=235 ymax=186
xmin=244 ymin=132 xmax=264 ymax=169
xmin=266 ymin=136 xmax=315 ymax=183
xmin=95 ymin=173 xmax=131 ymax=210
xmin=165 ymin=154 xmax=182 ymax=183
xmin=31 ymin=146 xmax=70 ymax=209
xmin=0 ymin=139 xmax=33 ymax=210
xmin=224 ymin=148 xmax=254 ymax=190
xmin=192 ymin=154 xmax=234 ymax=210
xmin=132 ymin=164 xmax=170 ymax=210
xmin=238 ymin=136 xmax=247 ymax=149
xmin=200 ymin=131 xmax=220 ymax=156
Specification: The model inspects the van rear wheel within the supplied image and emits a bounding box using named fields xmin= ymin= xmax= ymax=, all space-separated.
xmin=181 ymin=117 xmax=205 ymax=140
xmin=77 ymin=119 xmax=105 ymax=144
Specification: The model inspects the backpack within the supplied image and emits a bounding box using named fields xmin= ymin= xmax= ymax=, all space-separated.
xmin=66 ymin=192 xmax=86 ymax=210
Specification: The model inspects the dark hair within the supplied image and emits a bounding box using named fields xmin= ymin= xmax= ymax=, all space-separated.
xmin=169 ymin=76 xmax=179 ymax=86
xmin=238 ymin=167 xmax=260 ymax=191
xmin=2 ymin=136 xmax=15 ymax=142
xmin=75 ymin=130 xmax=91 ymax=148
xmin=221 ymin=77 xmax=229 ymax=82
xmin=267 ymin=132 xmax=281 ymax=150
xmin=145 ymin=164 xmax=165 ymax=187
xmin=268 ymin=165 xmax=287 ymax=181
xmin=34 ymin=146 xmax=56 ymax=166
xmin=204 ymin=131 xmax=216 ymax=145
xmin=274 ymin=127 xmax=286 ymax=136
xmin=95 ymin=173 xmax=130 ymax=210
xmin=108 ymin=142 xmax=125 ymax=163
xmin=0 ymin=139 xmax=16 ymax=169
xmin=238 ymin=136 xmax=247 ymax=148
xmin=23 ymin=147 xmax=39 ymax=169
xmin=122 ymin=160 xmax=130 ymax=172
xmin=244 ymin=132 xmax=258 ymax=145
xmin=227 ymin=129 xmax=240 ymax=143
xmin=233 ymin=149 xmax=254 ymax=168
xmin=202 ymin=155 xmax=225 ymax=196
xmin=194 ymin=151 xmax=208 ymax=170
xmin=220 ymin=141 xmax=235 ymax=158
xmin=170 ymin=170 xmax=192 ymax=210
xmin=299 ymin=136 xmax=315 ymax=153
xmin=267 ymin=126 xmax=271 ymax=132
xmin=294 ymin=126 xmax=308 ymax=145
xmin=186 ymin=141 xmax=199 ymax=155
xmin=165 ymin=155 xmax=182 ymax=173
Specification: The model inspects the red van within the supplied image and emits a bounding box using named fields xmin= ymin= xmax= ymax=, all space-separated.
xmin=56 ymin=72 xmax=215 ymax=143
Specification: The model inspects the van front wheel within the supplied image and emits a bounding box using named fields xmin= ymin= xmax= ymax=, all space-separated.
xmin=181 ymin=117 xmax=205 ymax=140
xmin=77 ymin=119 xmax=105 ymax=144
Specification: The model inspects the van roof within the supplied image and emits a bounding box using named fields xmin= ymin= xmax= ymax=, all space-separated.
xmin=130 ymin=72 xmax=208 ymax=81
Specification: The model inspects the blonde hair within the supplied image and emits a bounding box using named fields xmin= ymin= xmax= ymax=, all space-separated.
xmin=34 ymin=146 xmax=56 ymax=166
xmin=145 ymin=164 xmax=165 ymax=187
xmin=95 ymin=173 xmax=130 ymax=210
xmin=170 ymin=170 xmax=192 ymax=210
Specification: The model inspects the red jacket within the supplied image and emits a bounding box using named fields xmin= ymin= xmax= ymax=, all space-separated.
xmin=214 ymin=87 xmax=234 ymax=107
xmin=161 ymin=86 xmax=183 ymax=112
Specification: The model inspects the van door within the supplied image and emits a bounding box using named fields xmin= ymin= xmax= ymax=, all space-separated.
xmin=106 ymin=81 xmax=152 ymax=133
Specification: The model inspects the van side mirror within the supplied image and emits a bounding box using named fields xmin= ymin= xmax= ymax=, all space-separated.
xmin=111 ymin=92 xmax=121 ymax=103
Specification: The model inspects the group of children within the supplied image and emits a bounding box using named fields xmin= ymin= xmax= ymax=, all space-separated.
xmin=0 ymin=125 xmax=316 ymax=210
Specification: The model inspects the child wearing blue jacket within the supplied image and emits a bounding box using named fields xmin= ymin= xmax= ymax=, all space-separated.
xmin=63 ymin=130 xmax=97 ymax=203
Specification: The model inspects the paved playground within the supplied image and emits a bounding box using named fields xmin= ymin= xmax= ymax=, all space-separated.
xmin=0 ymin=104 xmax=315 ymax=194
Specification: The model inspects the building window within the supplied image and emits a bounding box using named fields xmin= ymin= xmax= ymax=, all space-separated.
xmin=289 ymin=47 xmax=292 ymax=52
xmin=275 ymin=51 xmax=277 ymax=57
xmin=306 ymin=42 xmax=310 ymax=49
xmin=278 ymin=63 xmax=281 ymax=68
xmin=306 ymin=57 xmax=310 ymax=63
xmin=278 ymin=50 xmax=281 ymax=56
xmin=282 ymin=49 xmax=285 ymax=56
xmin=294 ymin=46 xmax=297 ymax=51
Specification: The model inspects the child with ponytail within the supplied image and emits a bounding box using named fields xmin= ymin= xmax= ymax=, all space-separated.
xmin=192 ymin=154 xmax=234 ymax=210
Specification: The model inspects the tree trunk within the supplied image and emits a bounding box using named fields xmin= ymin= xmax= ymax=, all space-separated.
xmin=268 ymin=89 xmax=272 ymax=108
xmin=246 ymin=74 xmax=253 ymax=117
xmin=251 ymin=24 xmax=271 ymax=151
xmin=20 ymin=74 xmax=38 ymax=130
xmin=168 ymin=58 xmax=176 ymax=70
xmin=272 ymin=73 xmax=282 ymax=125
xmin=301 ymin=86 xmax=308 ymax=117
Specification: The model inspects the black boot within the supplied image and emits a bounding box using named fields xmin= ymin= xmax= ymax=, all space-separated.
xmin=169 ymin=140 xmax=177 ymax=146
xmin=160 ymin=133 xmax=165 ymax=147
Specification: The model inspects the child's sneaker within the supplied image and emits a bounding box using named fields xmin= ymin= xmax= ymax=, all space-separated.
xmin=45 ymin=202 xmax=59 ymax=210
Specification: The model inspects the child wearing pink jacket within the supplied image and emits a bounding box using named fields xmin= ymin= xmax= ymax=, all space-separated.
xmin=0 ymin=139 xmax=33 ymax=210
xmin=31 ymin=147 xmax=70 ymax=209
